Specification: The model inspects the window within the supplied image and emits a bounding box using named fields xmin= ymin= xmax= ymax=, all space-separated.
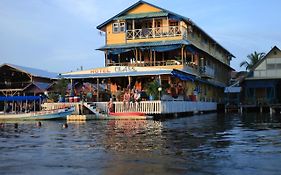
xmin=267 ymin=64 xmax=275 ymax=69
xmin=120 ymin=22 xmax=125 ymax=32
xmin=113 ymin=23 xmax=119 ymax=33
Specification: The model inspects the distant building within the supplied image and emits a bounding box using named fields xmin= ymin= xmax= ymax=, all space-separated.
xmin=242 ymin=46 xmax=281 ymax=105
xmin=0 ymin=63 xmax=58 ymax=96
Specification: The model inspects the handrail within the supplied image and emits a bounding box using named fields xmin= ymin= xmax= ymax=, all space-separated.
xmin=126 ymin=26 xmax=186 ymax=40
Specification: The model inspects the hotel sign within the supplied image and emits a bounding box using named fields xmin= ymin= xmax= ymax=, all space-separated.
xmin=114 ymin=66 xmax=137 ymax=72
xmin=90 ymin=66 xmax=137 ymax=74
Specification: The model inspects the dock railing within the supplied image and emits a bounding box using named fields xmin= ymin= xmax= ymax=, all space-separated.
xmin=43 ymin=101 xmax=217 ymax=115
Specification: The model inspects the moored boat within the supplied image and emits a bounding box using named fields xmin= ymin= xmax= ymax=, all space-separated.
xmin=0 ymin=107 xmax=74 ymax=121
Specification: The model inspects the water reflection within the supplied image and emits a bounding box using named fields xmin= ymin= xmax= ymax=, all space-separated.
xmin=0 ymin=113 xmax=281 ymax=175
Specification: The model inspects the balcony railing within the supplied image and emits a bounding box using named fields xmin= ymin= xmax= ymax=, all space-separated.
xmin=126 ymin=26 xmax=185 ymax=40
xmin=107 ymin=60 xmax=182 ymax=67
xmin=199 ymin=65 xmax=215 ymax=78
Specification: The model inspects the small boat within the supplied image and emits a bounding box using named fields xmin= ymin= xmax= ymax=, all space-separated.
xmin=0 ymin=107 xmax=74 ymax=121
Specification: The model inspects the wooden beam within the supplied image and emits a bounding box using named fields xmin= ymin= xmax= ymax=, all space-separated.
xmin=105 ymin=51 xmax=108 ymax=66
xmin=96 ymin=78 xmax=99 ymax=102
xmin=181 ymin=46 xmax=184 ymax=65
xmin=154 ymin=51 xmax=156 ymax=66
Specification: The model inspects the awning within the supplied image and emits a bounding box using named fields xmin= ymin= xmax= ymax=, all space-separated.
xmin=0 ymin=96 xmax=43 ymax=102
xmin=245 ymin=80 xmax=277 ymax=88
xmin=108 ymin=48 xmax=133 ymax=55
xmin=224 ymin=87 xmax=241 ymax=93
xmin=98 ymin=40 xmax=190 ymax=50
xmin=171 ymin=70 xmax=195 ymax=82
xmin=152 ymin=45 xmax=181 ymax=52
xmin=62 ymin=70 xmax=173 ymax=79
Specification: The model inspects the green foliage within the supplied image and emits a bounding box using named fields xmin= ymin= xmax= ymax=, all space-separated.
xmin=240 ymin=51 xmax=265 ymax=71
xmin=54 ymin=78 xmax=69 ymax=98
xmin=48 ymin=93 xmax=59 ymax=102
xmin=145 ymin=80 xmax=160 ymax=100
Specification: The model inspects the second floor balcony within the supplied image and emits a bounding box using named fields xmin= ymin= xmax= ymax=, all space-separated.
xmin=199 ymin=65 xmax=215 ymax=78
xmin=126 ymin=26 xmax=185 ymax=40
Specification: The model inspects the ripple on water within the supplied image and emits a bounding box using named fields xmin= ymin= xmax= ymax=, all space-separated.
xmin=0 ymin=114 xmax=281 ymax=175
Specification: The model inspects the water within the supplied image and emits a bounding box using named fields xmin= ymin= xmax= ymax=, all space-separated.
xmin=1 ymin=113 xmax=281 ymax=175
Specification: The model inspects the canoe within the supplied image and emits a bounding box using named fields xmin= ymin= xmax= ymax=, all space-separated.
xmin=0 ymin=107 xmax=74 ymax=121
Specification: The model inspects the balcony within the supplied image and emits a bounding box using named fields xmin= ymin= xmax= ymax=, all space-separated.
xmin=200 ymin=65 xmax=215 ymax=78
xmin=126 ymin=26 xmax=185 ymax=40
xmin=107 ymin=60 xmax=182 ymax=67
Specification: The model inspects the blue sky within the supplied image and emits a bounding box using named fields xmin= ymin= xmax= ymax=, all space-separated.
xmin=0 ymin=0 xmax=280 ymax=73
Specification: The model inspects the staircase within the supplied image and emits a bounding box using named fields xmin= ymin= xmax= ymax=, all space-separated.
xmin=83 ymin=102 xmax=107 ymax=116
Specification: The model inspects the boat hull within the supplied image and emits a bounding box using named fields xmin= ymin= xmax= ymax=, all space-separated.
xmin=0 ymin=108 xmax=74 ymax=121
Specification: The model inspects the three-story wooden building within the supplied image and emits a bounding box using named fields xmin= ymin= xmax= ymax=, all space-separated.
xmin=63 ymin=0 xmax=235 ymax=114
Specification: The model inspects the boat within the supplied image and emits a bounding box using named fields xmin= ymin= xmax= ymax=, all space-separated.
xmin=0 ymin=107 xmax=74 ymax=121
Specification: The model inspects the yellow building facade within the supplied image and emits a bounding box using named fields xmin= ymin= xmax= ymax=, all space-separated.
xmin=63 ymin=0 xmax=234 ymax=103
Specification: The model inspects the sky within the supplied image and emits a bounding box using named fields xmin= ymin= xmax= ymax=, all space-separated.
xmin=0 ymin=0 xmax=281 ymax=73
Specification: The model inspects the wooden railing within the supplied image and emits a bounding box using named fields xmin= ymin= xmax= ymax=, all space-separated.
xmin=200 ymin=65 xmax=215 ymax=78
xmin=113 ymin=101 xmax=161 ymax=114
xmin=107 ymin=60 xmax=182 ymax=67
xmin=43 ymin=101 xmax=217 ymax=115
xmin=126 ymin=26 xmax=185 ymax=40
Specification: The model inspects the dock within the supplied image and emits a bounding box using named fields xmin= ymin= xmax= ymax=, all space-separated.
xmin=42 ymin=101 xmax=217 ymax=121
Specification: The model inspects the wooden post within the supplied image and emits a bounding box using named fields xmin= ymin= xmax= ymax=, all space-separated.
xmin=181 ymin=45 xmax=184 ymax=65
xmin=105 ymin=51 xmax=108 ymax=66
xmin=25 ymin=99 xmax=28 ymax=113
xmin=97 ymin=78 xmax=99 ymax=102
xmin=118 ymin=54 xmax=121 ymax=65
xmin=136 ymin=49 xmax=138 ymax=66
xmin=150 ymin=50 xmax=152 ymax=66
xmin=154 ymin=51 xmax=156 ymax=66
xmin=132 ymin=19 xmax=135 ymax=39
xmin=33 ymin=93 xmax=36 ymax=112
xmin=152 ymin=18 xmax=155 ymax=38
xmin=128 ymin=76 xmax=131 ymax=89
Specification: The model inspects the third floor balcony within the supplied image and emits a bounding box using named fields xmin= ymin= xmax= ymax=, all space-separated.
xmin=126 ymin=26 xmax=185 ymax=40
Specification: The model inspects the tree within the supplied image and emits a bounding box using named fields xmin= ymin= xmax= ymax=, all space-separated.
xmin=145 ymin=80 xmax=160 ymax=100
xmin=240 ymin=51 xmax=265 ymax=71
xmin=48 ymin=78 xmax=69 ymax=102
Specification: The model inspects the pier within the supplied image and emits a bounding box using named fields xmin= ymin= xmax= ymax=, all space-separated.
xmin=43 ymin=101 xmax=217 ymax=120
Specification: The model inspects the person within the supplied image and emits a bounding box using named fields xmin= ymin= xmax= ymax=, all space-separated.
xmin=37 ymin=122 xmax=42 ymax=127
xmin=135 ymin=80 xmax=142 ymax=91
xmin=62 ymin=123 xmax=68 ymax=128
xmin=133 ymin=90 xmax=141 ymax=109
xmin=107 ymin=98 xmax=114 ymax=113
xmin=123 ymin=90 xmax=130 ymax=110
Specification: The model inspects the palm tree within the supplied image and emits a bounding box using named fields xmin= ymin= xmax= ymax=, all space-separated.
xmin=240 ymin=51 xmax=265 ymax=71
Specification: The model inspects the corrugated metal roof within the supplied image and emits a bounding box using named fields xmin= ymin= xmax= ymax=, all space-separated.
xmin=1 ymin=63 xmax=58 ymax=79
xmin=114 ymin=11 xmax=168 ymax=20
xmin=98 ymin=40 xmax=189 ymax=50
xmin=33 ymin=82 xmax=52 ymax=90
xmin=61 ymin=69 xmax=173 ymax=79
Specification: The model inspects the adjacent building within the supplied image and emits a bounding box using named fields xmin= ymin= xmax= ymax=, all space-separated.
xmin=242 ymin=46 xmax=281 ymax=105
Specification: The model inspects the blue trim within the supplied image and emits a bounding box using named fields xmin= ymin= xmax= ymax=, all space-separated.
xmin=171 ymin=70 xmax=195 ymax=82
xmin=245 ymin=80 xmax=277 ymax=88
xmin=0 ymin=96 xmax=43 ymax=102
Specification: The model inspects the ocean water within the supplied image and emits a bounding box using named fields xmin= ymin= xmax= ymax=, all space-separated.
xmin=1 ymin=113 xmax=281 ymax=175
